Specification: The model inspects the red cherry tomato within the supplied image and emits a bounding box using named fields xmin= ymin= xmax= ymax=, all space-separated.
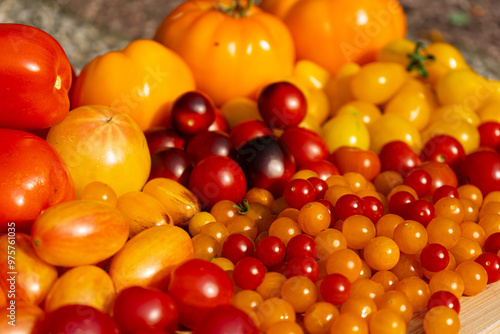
xmin=208 ymin=107 xmax=229 ymax=132
xmin=428 ymin=291 xmax=460 ymax=314
xmin=308 ymin=177 xmax=328 ymax=199
xmin=457 ymin=150 xmax=500 ymax=195
xmin=149 ymin=148 xmax=194 ymax=187
xmin=300 ymin=159 xmax=340 ymax=181
xmin=229 ymin=120 xmax=273 ymax=150
xmin=420 ymin=135 xmax=466 ymax=172
xmin=388 ymin=191 xmax=415 ymax=217
xmin=416 ymin=161 xmax=458 ymax=194
xmin=484 ymin=233 xmax=500 ymax=254
xmin=284 ymin=178 xmax=316 ymax=209
xmin=233 ymin=257 xmax=266 ymax=290
xmin=285 ymin=256 xmax=319 ymax=282
xmin=113 ymin=286 xmax=179 ymax=334
xmin=192 ymin=305 xmax=259 ymax=334
xmin=420 ymin=243 xmax=450 ymax=272
xmin=379 ymin=141 xmax=421 ymax=176
xmin=432 ymin=185 xmax=459 ymax=204
xmin=144 ymin=127 xmax=185 ymax=154
xmin=258 ymin=81 xmax=307 ymax=129
xmin=405 ymin=169 xmax=433 ymax=198
xmin=478 ymin=122 xmax=500 ymax=152
xmin=189 ymin=156 xmax=247 ymax=210
xmin=320 ymin=274 xmax=351 ymax=305
xmin=405 ymin=199 xmax=435 ymax=227
xmin=186 ymin=130 xmax=235 ymax=163
xmin=362 ymin=196 xmax=384 ymax=224
xmin=222 ymin=233 xmax=255 ymax=264
xmin=170 ymin=91 xmax=216 ymax=136
xmin=279 ymin=127 xmax=329 ymax=167
xmin=0 ymin=129 xmax=75 ymax=233
xmin=286 ymin=234 xmax=318 ymax=261
xmin=0 ymin=24 xmax=72 ymax=130
xmin=40 ymin=305 xmax=120 ymax=334
xmin=335 ymin=194 xmax=364 ymax=221
xmin=256 ymin=236 xmax=286 ymax=267
xmin=475 ymin=252 xmax=500 ymax=283
xmin=168 ymin=259 xmax=234 ymax=329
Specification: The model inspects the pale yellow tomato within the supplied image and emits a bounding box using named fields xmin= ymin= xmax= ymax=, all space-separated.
xmin=425 ymin=42 xmax=469 ymax=87
xmin=368 ymin=114 xmax=422 ymax=154
xmin=220 ymin=97 xmax=262 ymax=129
xmin=321 ymin=115 xmax=370 ymax=153
xmin=422 ymin=120 xmax=480 ymax=155
xmin=336 ymin=101 xmax=382 ymax=127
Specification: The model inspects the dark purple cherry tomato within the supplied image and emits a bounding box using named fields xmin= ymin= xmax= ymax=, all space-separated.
xmin=256 ymin=236 xmax=286 ymax=267
xmin=284 ymin=178 xmax=316 ymax=209
xmin=308 ymin=177 xmax=328 ymax=200
xmin=361 ymin=196 xmax=384 ymax=224
xmin=379 ymin=141 xmax=421 ymax=176
xmin=285 ymin=256 xmax=319 ymax=282
xmin=186 ymin=130 xmax=235 ymax=163
xmin=40 ymin=305 xmax=120 ymax=334
xmin=278 ymin=127 xmax=329 ymax=167
xmin=484 ymin=233 xmax=500 ymax=254
xmin=286 ymin=234 xmax=318 ymax=261
xmin=171 ymin=91 xmax=216 ymax=136
xmin=300 ymin=160 xmax=340 ymax=181
xmin=222 ymin=233 xmax=255 ymax=264
xmin=475 ymin=252 xmax=500 ymax=283
xmin=233 ymin=257 xmax=266 ymax=290
xmin=478 ymin=122 xmax=500 ymax=152
xmin=405 ymin=169 xmax=433 ymax=198
xmin=144 ymin=127 xmax=185 ymax=154
xmin=167 ymin=259 xmax=234 ymax=329
xmin=113 ymin=286 xmax=179 ymax=334
xmin=420 ymin=135 xmax=466 ymax=172
xmin=405 ymin=199 xmax=435 ymax=227
xmin=432 ymin=185 xmax=459 ymax=204
xmin=427 ymin=291 xmax=460 ymax=314
xmin=192 ymin=305 xmax=259 ymax=334
xmin=320 ymin=274 xmax=351 ymax=305
xmin=229 ymin=120 xmax=273 ymax=150
xmin=456 ymin=150 xmax=500 ymax=195
xmin=388 ymin=191 xmax=415 ymax=217
xmin=335 ymin=194 xmax=364 ymax=221
xmin=420 ymin=243 xmax=449 ymax=272
xmin=236 ymin=136 xmax=296 ymax=198
xmin=189 ymin=156 xmax=247 ymax=210
xmin=258 ymin=81 xmax=307 ymax=129
xmin=149 ymin=147 xmax=194 ymax=186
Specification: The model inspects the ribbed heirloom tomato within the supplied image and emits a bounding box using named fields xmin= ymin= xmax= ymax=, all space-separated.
xmin=154 ymin=0 xmax=295 ymax=106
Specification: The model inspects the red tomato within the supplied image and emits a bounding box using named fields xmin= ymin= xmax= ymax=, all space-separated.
xmin=279 ymin=127 xmax=330 ymax=167
xmin=192 ymin=305 xmax=259 ymax=334
xmin=167 ymin=259 xmax=234 ymax=329
xmin=457 ymin=150 xmax=500 ymax=195
xmin=420 ymin=135 xmax=466 ymax=172
xmin=189 ymin=156 xmax=247 ymax=210
xmin=415 ymin=161 xmax=458 ymax=194
xmin=0 ymin=129 xmax=75 ymax=233
xmin=379 ymin=141 xmax=421 ymax=176
xmin=329 ymin=146 xmax=381 ymax=181
xmin=0 ymin=24 xmax=72 ymax=130
xmin=300 ymin=159 xmax=340 ymax=181
xmin=229 ymin=120 xmax=273 ymax=150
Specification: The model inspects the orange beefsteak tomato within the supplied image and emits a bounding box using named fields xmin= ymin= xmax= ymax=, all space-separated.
xmin=154 ymin=0 xmax=295 ymax=106
xmin=262 ymin=0 xmax=407 ymax=75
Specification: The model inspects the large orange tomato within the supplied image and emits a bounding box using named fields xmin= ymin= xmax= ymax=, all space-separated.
xmin=154 ymin=0 xmax=295 ymax=106
xmin=70 ymin=39 xmax=195 ymax=130
xmin=46 ymin=105 xmax=151 ymax=198
xmin=277 ymin=0 xmax=407 ymax=75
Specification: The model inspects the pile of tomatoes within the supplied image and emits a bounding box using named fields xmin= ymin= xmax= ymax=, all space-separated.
xmin=2 ymin=0 xmax=500 ymax=333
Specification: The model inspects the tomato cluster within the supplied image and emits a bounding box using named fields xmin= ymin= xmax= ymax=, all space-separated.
xmin=2 ymin=0 xmax=500 ymax=333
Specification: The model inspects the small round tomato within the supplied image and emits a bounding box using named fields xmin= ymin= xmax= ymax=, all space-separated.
xmin=233 ymin=257 xmax=266 ymax=290
xmin=149 ymin=148 xmax=194 ymax=187
xmin=424 ymin=42 xmax=468 ymax=86
xmin=420 ymin=135 xmax=466 ymax=172
xmin=300 ymin=159 xmax=340 ymax=181
xmin=321 ymin=115 xmax=370 ymax=152
xmin=186 ymin=131 xmax=235 ymax=163
xmin=222 ymin=233 xmax=255 ymax=264
xmin=475 ymin=252 xmax=500 ymax=283
xmin=189 ymin=156 xmax=247 ymax=210
xmin=192 ymin=305 xmax=259 ymax=334
xmin=422 ymin=120 xmax=480 ymax=155
xmin=379 ymin=141 xmax=421 ymax=177
xmin=285 ymin=256 xmax=319 ymax=282
xmin=284 ymin=178 xmax=316 ymax=209
xmin=478 ymin=122 xmax=500 ymax=151
xmin=279 ymin=127 xmax=329 ymax=167
xmin=167 ymin=259 xmax=234 ymax=329
xmin=436 ymin=69 xmax=488 ymax=111
xmin=171 ymin=91 xmax=216 ymax=136
xmin=286 ymin=234 xmax=318 ymax=261
xmin=427 ymin=290 xmax=460 ymax=314
xmin=229 ymin=120 xmax=273 ymax=149
xmin=320 ymin=273 xmax=351 ymax=305
xmin=144 ymin=127 xmax=185 ymax=154
xmin=456 ymin=150 xmax=500 ymax=195
xmin=420 ymin=244 xmax=450 ymax=272
xmin=256 ymin=236 xmax=286 ymax=267
xmin=329 ymin=146 xmax=381 ymax=181
xmin=415 ymin=161 xmax=458 ymax=194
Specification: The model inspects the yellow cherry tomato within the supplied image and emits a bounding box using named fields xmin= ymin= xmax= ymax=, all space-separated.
xmin=321 ymin=115 xmax=370 ymax=152
xmin=384 ymin=90 xmax=432 ymax=131
xmin=424 ymin=42 xmax=469 ymax=87
xmin=368 ymin=114 xmax=422 ymax=155
xmin=436 ymin=68 xmax=490 ymax=111
xmin=422 ymin=120 xmax=480 ymax=155
xmin=336 ymin=100 xmax=382 ymax=127
xmin=294 ymin=59 xmax=331 ymax=90
xmin=397 ymin=78 xmax=439 ymax=108
xmin=324 ymin=63 xmax=361 ymax=115
xmin=478 ymin=99 xmax=500 ymax=123
xmin=350 ymin=62 xmax=408 ymax=105
xmin=377 ymin=38 xmax=417 ymax=68
xmin=307 ymin=88 xmax=330 ymax=124
xmin=220 ymin=97 xmax=262 ymax=129
xmin=298 ymin=113 xmax=322 ymax=134
xmin=430 ymin=105 xmax=481 ymax=127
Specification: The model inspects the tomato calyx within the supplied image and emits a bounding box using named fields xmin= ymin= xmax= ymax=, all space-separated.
xmin=407 ymin=42 xmax=435 ymax=78
xmin=233 ymin=199 xmax=250 ymax=215
xmin=216 ymin=0 xmax=254 ymax=17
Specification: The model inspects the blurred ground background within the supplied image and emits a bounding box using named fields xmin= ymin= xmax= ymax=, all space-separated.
xmin=0 ymin=0 xmax=498 ymax=78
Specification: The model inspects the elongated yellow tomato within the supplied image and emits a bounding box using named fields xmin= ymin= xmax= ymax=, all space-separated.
xmin=336 ymin=100 xmax=382 ymax=127
xmin=384 ymin=90 xmax=432 ymax=131
xmin=109 ymin=225 xmax=193 ymax=291
xmin=70 ymin=39 xmax=195 ymax=130
xmin=31 ymin=200 xmax=129 ymax=267
xmin=422 ymin=120 xmax=480 ymax=155
xmin=325 ymin=63 xmax=361 ymax=115
xmin=377 ymin=38 xmax=417 ymax=67
xmin=436 ymin=69 xmax=490 ymax=111
xmin=46 ymin=106 xmax=151 ymax=199
xmin=44 ymin=265 xmax=115 ymax=313
xmin=154 ymin=0 xmax=294 ymax=106
xmin=369 ymin=114 xmax=421 ymax=154
xmin=321 ymin=115 xmax=370 ymax=153
xmin=424 ymin=42 xmax=468 ymax=86
xmin=430 ymin=105 xmax=481 ymax=127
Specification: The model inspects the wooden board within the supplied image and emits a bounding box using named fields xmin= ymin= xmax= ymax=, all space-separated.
xmin=408 ymin=281 xmax=500 ymax=334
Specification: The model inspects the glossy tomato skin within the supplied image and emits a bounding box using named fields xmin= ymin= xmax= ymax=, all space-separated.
xmin=420 ymin=135 xmax=466 ymax=172
xmin=189 ymin=156 xmax=247 ymax=209
xmin=40 ymin=305 xmax=120 ymax=334
xmin=415 ymin=161 xmax=458 ymax=195
xmin=0 ymin=24 xmax=72 ymax=130
xmin=478 ymin=122 xmax=500 ymax=152
xmin=236 ymin=136 xmax=296 ymax=198
xmin=167 ymin=259 xmax=234 ymax=329
xmin=186 ymin=130 xmax=235 ymax=163
xmin=457 ymin=150 xmax=500 ymax=195
xmin=300 ymin=159 xmax=340 ymax=181
xmin=0 ymin=129 xmax=75 ymax=233
xmin=330 ymin=146 xmax=381 ymax=181
xmin=258 ymin=82 xmax=307 ymax=129
xmin=279 ymin=127 xmax=329 ymax=167
xmin=230 ymin=120 xmax=273 ymax=150
xmin=170 ymin=91 xmax=216 ymax=136
xmin=144 ymin=127 xmax=186 ymax=154
xmin=113 ymin=286 xmax=179 ymax=334
xmin=379 ymin=141 xmax=421 ymax=176
xmin=192 ymin=305 xmax=259 ymax=334
xmin=149 ymin=148 xmax=194 ymax=187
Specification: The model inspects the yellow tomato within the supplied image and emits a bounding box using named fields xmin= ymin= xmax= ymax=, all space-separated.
xmin=350 ymin=62 xmax=408 ymax=105
xmin=430 ymin=105 xmax=481 ymax=127
xmin=307 ymin=88 xmax=331 ymax=124
xmin=321 ymin=115 xmax=370 ymax=152
xmin=422 ymin=120 xmax=480 ymax=155
xmin=424 ymin=42 xmax=469 ymax=87
xmin=478 ymin=100 xmax=500 ymax=123
xmin=324 ymin=63 xmax=361 ymax=115
xmin=46 ymin=106 xmax=151 ymax=198
xmin=396 ymin=78 xmax=439 ymax=109
xmin=377 ymin=38 xmax=417 ymax=68
xmin=220 ymin=97 xmax=262 ymax=129
xmin=336 ymin=101 xmax=382 ymax=127
xmin=369 ymin=114 xmax=422 ymax=154
xmin=436 ymin=69 xmax=490 ymax=111
xmin=384 ymin=90 xmax=432 ymax=131
xmin=298 ymin=113 xmax=322 ymax=134
xmin=294 ymin=59 xmax=331 ymax=90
